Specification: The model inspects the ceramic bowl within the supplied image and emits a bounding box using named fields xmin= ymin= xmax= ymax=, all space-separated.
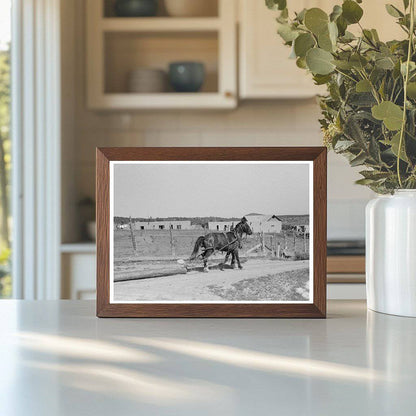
xmin=114 ymin=0 xmax=158 ymax=17
xmin=168 ymin=62 xmax=205 ymax=93
xmin=127 ymin=68 xmax=167 ymax=93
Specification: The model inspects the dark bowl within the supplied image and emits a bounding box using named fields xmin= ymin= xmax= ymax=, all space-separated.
xmin=168 ymin=62 xmax=205 ymax=93
xmin=114 ymin=0 xmax=158 ymax=17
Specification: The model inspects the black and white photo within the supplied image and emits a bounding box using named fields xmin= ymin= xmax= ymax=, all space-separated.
xmin=109 ymin=161 xmax=313 ymax=304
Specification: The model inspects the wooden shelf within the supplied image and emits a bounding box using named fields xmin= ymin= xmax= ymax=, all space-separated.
xmin=101 ymin=17 xmax=221 ymax=32
xmin=86 ymin=0 xmax=237 ymax=110
xmin=89 ymin=92 xmax=235 ymax=110
xmin=61 ymin=243 xmax=96 ymax=254
xmin=327 ymin=256 xmax=365 ymax=274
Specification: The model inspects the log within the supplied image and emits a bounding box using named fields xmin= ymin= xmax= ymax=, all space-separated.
xmin=114 ymin=265 xmax=187 ymax=282
xmin=186 ymin=257 xmax=247 ymax=272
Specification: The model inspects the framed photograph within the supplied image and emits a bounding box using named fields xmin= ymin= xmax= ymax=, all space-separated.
xmin=96 ymin=147 xmax=327 ymax=318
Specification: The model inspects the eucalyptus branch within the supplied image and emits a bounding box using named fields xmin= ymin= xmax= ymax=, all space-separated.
xmin=267 ymin=0 xmax=416 ymax=193
xmin=393 ymin=86 xmax=404 ymax=104
xmin=358 ymin=69 xmax=381 ymax=104
xmin=397 ymin=0 xmax=415 ymax=188
xmin=334 ymin=68 xmax=358 ymax=83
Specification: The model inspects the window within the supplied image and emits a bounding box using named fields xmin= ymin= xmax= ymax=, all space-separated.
xmin=177 ymin=225 xmax=181 ymax=230
xmin=159 ymin=225 xmax=164 ymax=230
xmin=0 ymin=0 xmax=11 ymax=298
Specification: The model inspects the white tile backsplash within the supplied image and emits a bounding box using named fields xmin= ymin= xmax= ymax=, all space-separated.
xmin=72 ymin=102 xmax=372 ymax=241
xmin=328 ymin=199 xmax=368 ymax=240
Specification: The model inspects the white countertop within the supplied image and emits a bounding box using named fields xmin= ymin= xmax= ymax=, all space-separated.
xmin=0 ymin=300 xmax=415 ymax=416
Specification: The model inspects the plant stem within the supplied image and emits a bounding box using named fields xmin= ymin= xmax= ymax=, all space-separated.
xmin=334 ymin=68 xmax=357 ymax=83
xmin=397 ymin=0 xmax=415 ymax=188
xmin=358 ymin=69 xmax=380 ymax=104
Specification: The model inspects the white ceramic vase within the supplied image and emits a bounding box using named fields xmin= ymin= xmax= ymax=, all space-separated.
xmin=366 ymin=190 xmax=416 ymax=317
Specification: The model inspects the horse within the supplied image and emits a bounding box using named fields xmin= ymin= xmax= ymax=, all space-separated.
xmin=189 ymin=217 xmax=253 ymax=272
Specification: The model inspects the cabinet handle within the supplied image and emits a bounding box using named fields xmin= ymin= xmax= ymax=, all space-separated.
xmin=225 ymin=91 xmax=234 ymax=98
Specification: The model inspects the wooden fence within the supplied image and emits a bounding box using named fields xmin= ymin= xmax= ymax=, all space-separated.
xmin=114 ymin=227 xmax=309 ymax=262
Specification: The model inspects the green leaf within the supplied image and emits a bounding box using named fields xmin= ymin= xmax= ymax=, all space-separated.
xmin=296 ymin=57 xmax=307 ymax=69
xmin=360 ymin=170 xmax=391 ymax=180
xmin=276 ymin=8 xmax=289 ymax=23
xmin=277 ymin=23 xmax=299 ymax=42
xmin=328 ymin=21 xmax=338 ymax=45
xmin=318 ymin=32 xmax=333 ymax=52
xmin=375 ymin=56 xmax=395 ymax=70
xmin=294 ymin=33 xmax=315 ymax=57
xmin=369 ymin=137 xmax=381 ymax=162
xmin=407 ymin=82 xmax=416 ymax=99
xmin=371 ymin=67 xmax=386 ymax=85
xmin=318 ymin=22 xmax=338 ymax=52
xmin=363 ymin=29 xmax=375 ymax=44
xmin=350 ymin=152 xmax=368 ymax=167
xmin=344 ymin=113 xmax=369 ymax=147
xmin=336 ymin=15 xmax=348 ymax=36
xmin=266 ymin=0 xmax=287 ymax=11
xmin=350 ymin=53 xmax=368 ymax=69
xmin=295 ymin=8 xmax=307 ymax=22
xmin=356 ymin=79 xmax=372 ymax=93
xmin=304 ymin=8 xmax=329 ymax=35
xmin=349 ymin=92 xmax=377 ymax=107
xmin=401 ymin=61 xmax=416 ymax=76
xmin=342 ymin=0 xmax=364 ymax=24
xmin=280 ymin=8 xmax=289 ymax=19
xmin=371 ymin=29 xmax=380 ymax=42
xmin=372 ymin=101 xmax=404 ymax=130
xmin=334 ymin=139 xmax=355 ymax=152
xmin=330 ymin=5 xmax=343 ymax=22
xmin=403 ymin=0 xmax=410 ymax=9
xmin=306 ymin=48 xmax=335 ymax=75
xmin=381 ymin=132 xmax=409 ymax=162
xmin=356 ymin=178 xmax=377 ymax=185
xmin=385 ymin=4 xmax=403 ymax=18
xmin=340 ymin=31 xmax=356 ymax=42
xmin=333 ymin=59 xmax=353 ymax=70
xmin=313 ymin=74 xmax=332 ymax=85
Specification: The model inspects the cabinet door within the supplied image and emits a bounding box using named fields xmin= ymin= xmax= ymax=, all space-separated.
xmin=239 ymin=0 xmax=320 ymax=99
xmin=239 ymin=0 xmax=403 ymax=99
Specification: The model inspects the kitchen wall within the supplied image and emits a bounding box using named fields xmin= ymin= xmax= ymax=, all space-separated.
xmin=61 ymin=0 xmax=373 ymax=243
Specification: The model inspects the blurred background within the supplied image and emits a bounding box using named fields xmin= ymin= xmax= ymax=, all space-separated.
xmin=1 ymin=0 xmax=404 ymax=300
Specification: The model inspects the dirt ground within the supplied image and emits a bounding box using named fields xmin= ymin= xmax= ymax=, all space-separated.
xmin=114 ymin=259 xmax=310 ymax=302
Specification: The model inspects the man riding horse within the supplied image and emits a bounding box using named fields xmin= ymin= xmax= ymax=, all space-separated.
xmin=190 ymin=217 xmax=253 ymax=272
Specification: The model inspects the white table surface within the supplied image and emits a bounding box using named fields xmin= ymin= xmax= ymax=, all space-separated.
xmin=0 ymin=300 xmax=415 ymax=416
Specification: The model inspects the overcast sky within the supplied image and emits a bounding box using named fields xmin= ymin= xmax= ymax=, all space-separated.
xmin=113 ymin=162 xmax=310 ymax=218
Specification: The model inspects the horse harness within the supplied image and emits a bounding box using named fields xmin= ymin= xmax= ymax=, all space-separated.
xmin=199 ymin=231 xmax=241 ymax=257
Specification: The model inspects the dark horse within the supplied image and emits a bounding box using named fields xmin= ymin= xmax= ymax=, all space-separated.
xmin=190 ymin=217 xmax=252 ymax=272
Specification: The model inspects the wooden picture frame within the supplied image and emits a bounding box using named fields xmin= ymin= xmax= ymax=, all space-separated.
xmin=97 ymin=147 xmax=327 ymax=318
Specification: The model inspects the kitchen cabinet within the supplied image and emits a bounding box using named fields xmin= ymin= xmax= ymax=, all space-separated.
xmin=61 ymin=244 xmax=96 ymax=300
xmin=238 ymin=0 xmax=404 ymax=99
xmin=239 ymin=0 xmax=322 ymax=99
xmin=86 ymin=0 xmax=237 ymax=109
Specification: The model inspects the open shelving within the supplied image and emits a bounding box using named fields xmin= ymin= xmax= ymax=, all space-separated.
xmin=86 ymin=0 xmax=237 ymax=109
